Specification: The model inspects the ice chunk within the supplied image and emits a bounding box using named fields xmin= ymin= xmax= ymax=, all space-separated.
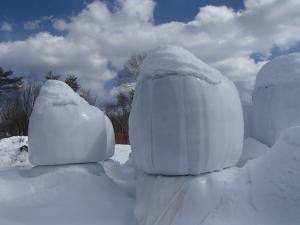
xmin=104 ymin=115 xmax=115 ymax=159
xmin=129 ymin=46 xmax=244 ymax=175
xmin=253 ymin=53 xmax=300 ymax=146
xmin=28 ymin=80 xmax=107 ymax=165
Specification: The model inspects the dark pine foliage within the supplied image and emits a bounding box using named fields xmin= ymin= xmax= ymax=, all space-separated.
xmin=65 ymin=75 xmax=80 ymax=92
xmin=0 ymin=67 xmax=23 ymax=94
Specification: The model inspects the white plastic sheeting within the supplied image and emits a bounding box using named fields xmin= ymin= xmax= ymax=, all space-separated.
xmin=104 ymin=115 xmax=115 ymax=159
xmin=129 ymin=46 xmax=244 ymax=175
xmin=253 ymin=53 xmax=300 ymax=146
xmin=29 ymin=80 xmax=107 ymax=165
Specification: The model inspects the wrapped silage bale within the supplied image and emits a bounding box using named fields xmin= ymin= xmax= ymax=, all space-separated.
xmin=129 ymin=45 xmax=244 ymax=175
xmin=28 ymin=80 xmax=108 ymax=165
xmin=253 ymin=53 xmax=300 ymax=146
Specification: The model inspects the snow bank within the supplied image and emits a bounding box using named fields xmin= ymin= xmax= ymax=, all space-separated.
xmin=0 ymin=136 xmax=30 ymax=168
xmin=253 ymin=53 xmax=300 ymax=146
xmin=105 ymin=115 xmax=115 ymax=159
xmin=0 ymin=164 xmax=134 ymax=225
xmin=129 ymin=45 xmax=244 ymax=175
xmin=28 ymin=80 xmax=107 ymax=165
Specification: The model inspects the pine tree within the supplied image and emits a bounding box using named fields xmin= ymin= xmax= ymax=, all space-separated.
xmin=0 ymin=67 xmax=23 ymax=94
xmin=65 ymin=75 xmax=80 ymax=92
xmin=45 ymin=71 xmax=60 ymax=80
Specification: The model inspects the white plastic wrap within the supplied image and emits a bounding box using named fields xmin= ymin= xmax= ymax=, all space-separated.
xmin=28 ymin=80 xmax=107 ymax=165
xmin=129 ymin=46 xmax=244 ymax=175
xmin=104 ymin=115 xmax=115 ymax=159
xmin=253 ymin=53 xmax=300 ymax=146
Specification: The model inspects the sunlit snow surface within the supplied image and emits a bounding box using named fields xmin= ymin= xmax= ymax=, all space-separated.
xmin=0 ymin=141 xmax=134 ymax=225
xmin=1 ymin=133 xmax=300 ymax=225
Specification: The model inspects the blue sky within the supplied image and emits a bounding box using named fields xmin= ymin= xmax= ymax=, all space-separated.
xmin=1 ymin=0 xmax=244 ymax=41
xmin=0 ymin=0 xmax=300 ymax=100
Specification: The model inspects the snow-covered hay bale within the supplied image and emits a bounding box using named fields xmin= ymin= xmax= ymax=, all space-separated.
xmin=129 ymin=46 xmax=244 ymax=175
xmin=28 ymin=80 xmax=107 ymax=165
xmin=253 ymin=53 xmax=300 ymax=146
xmin=104 ymin=115 xmax=115 ymax=159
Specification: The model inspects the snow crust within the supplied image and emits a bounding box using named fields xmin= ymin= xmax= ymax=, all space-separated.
xmin=28 ymin=80 xmax=107 ymax=165
xmin=105 ymin=115 xmax=115 ymax=159
xmin=129 ymin=45 xmax=244 ymax=175
xmin=253 ymin=53 xmax=300 ymax=146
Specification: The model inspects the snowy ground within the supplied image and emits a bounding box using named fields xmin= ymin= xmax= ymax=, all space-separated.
xmin=0 ymin=137 xmax=134 ymax=225
xmin=0 ymin=135 xmax=299 ymax=225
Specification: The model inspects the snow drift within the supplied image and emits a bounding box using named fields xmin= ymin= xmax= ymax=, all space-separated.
xmin=28 ymin=80 xmax=108 ymax=165
xmin=253 ymin=53 xmax=300 ymax=146
xmin=129 ymin=45 xmax=244 ymax=175
xmin=135 ymin=126 xmax=300 ymax=225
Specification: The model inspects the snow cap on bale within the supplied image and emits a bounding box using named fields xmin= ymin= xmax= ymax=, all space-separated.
xmin=28 ymin=80 xmax=107 ymax=165
xmin=104 ymin=115 xmax=115 ymax=159
xmin=129 ymin=45 xmax=244 ymax=175
xmin=253 ymin=53 xmax=300 ymax=146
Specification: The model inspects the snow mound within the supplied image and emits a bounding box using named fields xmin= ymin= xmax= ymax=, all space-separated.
xmin=0 ymin=164 xmax=134 ymax=225
xmin=28 ymin=80 xmax=107 ymax=165
xmin=0 ymin=136 xmax=30 ymax=168
xmin=249 ymin=126 xmax=300 ymax=225
xmin=129 ymin=45 xmax=244 ymax=175
xmin=135 ymin=172 xmax=225 ymax=225
xmin=105 ymin=115 xmax=115 ymax=159
xmin=253 ymin=53 xmax=300 ymax=146
xmin=135 ymin=127 xmax=300 ymax=225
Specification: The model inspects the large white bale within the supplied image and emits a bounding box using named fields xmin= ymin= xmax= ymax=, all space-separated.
xmin=253 ymin=53 xmax=300 ymax=146
xmin=129 ymin=46 xmax=244 ymax=175
xmin=28 ymin=80 xmax=107 ymax=165
xmin=104 ymin=115 xmax=115 ymax=159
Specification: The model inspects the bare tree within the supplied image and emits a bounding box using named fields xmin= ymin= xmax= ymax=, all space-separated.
xmin=0 ymin=82 xmax=40 ymax=136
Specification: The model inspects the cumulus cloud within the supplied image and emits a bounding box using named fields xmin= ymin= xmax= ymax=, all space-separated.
xmin=0 ymin=0 xmax=300 ymax=101
xmin=1 ymin=22 xmax=12 ymax=31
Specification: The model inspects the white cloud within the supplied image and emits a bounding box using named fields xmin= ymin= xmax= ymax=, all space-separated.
xmin=1 ymin=22 xmax=12 ymax=31
xmin=24 ymin=16 xmax=53 ymax=30
xmin=0 ymin=0 xmax=300 ymax=101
